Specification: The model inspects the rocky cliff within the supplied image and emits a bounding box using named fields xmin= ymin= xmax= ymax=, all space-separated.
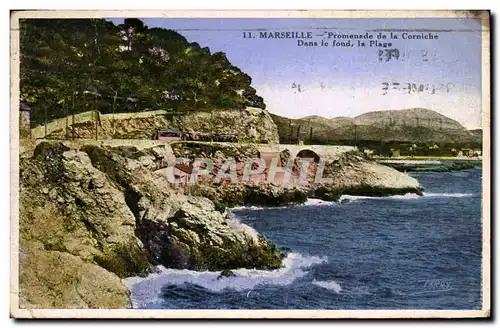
xmin=19 ymin=141 xmax=284 ymax=309
xmin=32 ymin=107 xmax=279 ymax=144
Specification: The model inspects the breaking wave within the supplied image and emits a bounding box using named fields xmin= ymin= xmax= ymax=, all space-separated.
xmin=301 ymin=198 xmax=336 ymax=206
xmin=124 ymin=253 xmax=327 ymax=309
xmin=422 ymin=192 xmax=474 ymax=198
xmin=230 ymin=192 xmax=474 ymax=211
xmin=230 ymin=205 xmax=266 ymax=211
xmin=312 ymin=280 xmax=342 ymax=294
xmin=231 ymin=199 xmax=337 ymax=211
xmin=339 ymin=192 xmax=474 ymax=203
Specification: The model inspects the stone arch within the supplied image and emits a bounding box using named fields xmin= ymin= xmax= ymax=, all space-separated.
xmin=295 ymin=149 xmax=321 ymax=163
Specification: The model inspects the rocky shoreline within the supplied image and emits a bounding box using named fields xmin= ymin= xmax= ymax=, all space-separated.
xmin=18 ymin=141 xmax=422 ymax=308
xmin=376 ymin=159 xmax=481 ymax=172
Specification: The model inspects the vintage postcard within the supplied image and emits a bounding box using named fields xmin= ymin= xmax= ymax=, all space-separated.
xmin=10 ymin=10 xmax=490 ymax=319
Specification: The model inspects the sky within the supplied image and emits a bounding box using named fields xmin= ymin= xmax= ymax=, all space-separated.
xmin=109 ymin=18 xmax=483 ymax=129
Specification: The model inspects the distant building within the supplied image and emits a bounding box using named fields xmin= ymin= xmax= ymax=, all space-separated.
xmin=459 ymin=148 xmax=481 ymax=158
xmin=461 ymin=148 xmax=473 ymax=157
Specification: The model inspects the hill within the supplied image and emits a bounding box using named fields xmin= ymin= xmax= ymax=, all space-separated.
xmin=20 ymin=18 xmax=265 ymax=127
xmin=354 ymin=108 xmax=465 ymax=130
xmin=271 ymin=108 xmax=480 ymax=146
xmin=468 ymin=129 xmax=483 ymax=144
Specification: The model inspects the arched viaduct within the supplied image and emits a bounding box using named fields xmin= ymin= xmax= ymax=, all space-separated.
xmin=256 ymin=144 xmax=357 ymax=164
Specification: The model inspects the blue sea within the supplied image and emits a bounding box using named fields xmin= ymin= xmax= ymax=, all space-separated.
xmin=125 ymin=168 xmax=483 ymax=309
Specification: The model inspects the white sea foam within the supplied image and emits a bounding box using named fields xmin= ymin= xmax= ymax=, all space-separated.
xmin=339 ymin=193 xmax=421 ymax=202
xmin=422 ymin=192 xmax=473 ymax=198
xmin=338 ymin=195 xmax=377 ymax=202
xmin=301 ymin=198 xmax=336 ymax=206
xmin=227 ymin=216 xmax=260 ymax=243
xmin=231 ymin=198 xmax=337 ymax=210
xmin=338 ymin=192 xmax=473 ymax=203
xmin=312 ymin=280 xmax=342 ymax=294
xmin=387 ymin=193 xmax=422 ymax=199
xmin=124 ymin=253 xmax=327 ymax=308
xmin=231 ymin=192 xmax=474 ymax=211
xmin=232 ymin=191 xmax=473 ymax=209
xmin=230 ymin=205 xmax=266 ymax=211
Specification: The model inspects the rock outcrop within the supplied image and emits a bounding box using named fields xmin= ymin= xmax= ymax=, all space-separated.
xmin=169 ymin=142 xmax=423 ymax=210
xmin=377 ymin=159 xmax=481 ymax=172
xmin=19 ymin=141 xmax=285 ymax=309
xmin=308 ymin=152 xmax=423 ymax=200
xmin=19 ymin=239 xmax=131 ymax=309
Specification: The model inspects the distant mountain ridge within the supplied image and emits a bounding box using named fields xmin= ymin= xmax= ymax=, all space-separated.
xmin=353 ymin=108 xmax=465 ymax=130
xmin=270 ymin=108 xmax=481 ymax=145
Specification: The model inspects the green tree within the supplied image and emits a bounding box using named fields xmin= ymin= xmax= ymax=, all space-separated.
xmin=20 ymin=18 xmax=267 ymax=127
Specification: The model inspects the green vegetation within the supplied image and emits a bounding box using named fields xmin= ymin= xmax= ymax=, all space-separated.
xmin=94 ymin=241 xmax=150 ymax=278
xmin=20 ymin=18 xmax=265 ymax=127
xmin=193 ymin=238 xmax=285 ymax=271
